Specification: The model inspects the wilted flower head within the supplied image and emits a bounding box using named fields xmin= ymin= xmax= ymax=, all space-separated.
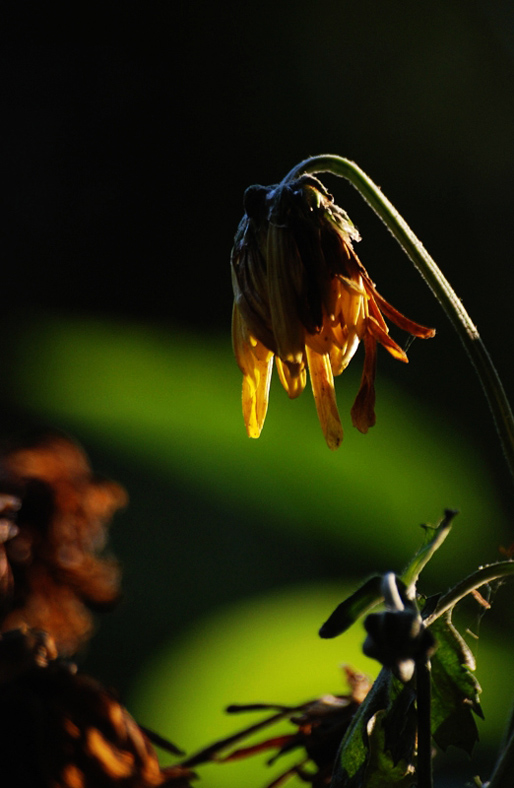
xmin=231 ymin=175 xmax=435 ymax=448
xmin=0 ymin=627 xmax=193 ymax=788
xmin=0 ymin=431 xmax=127 ymax=655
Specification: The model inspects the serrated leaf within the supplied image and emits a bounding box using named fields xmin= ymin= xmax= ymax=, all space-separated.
xmin=429 ymin=611 xmax=483 ymax=754
xmin=319 ymin=576 xmax=383 ymax=638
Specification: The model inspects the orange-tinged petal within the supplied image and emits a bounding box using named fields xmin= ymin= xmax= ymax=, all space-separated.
xmin=335 ymin=279 xmax=367 ymax=339
xmin=366 ymin=315 xmax=409 ymax=362
xmin=371 ymin=287 xmax=436 ymax=339
xmin=329 ymin=343 xmax=345 ymax=377
xmin=351 ymin=334 xmax=377 ymax=433
xmin=338 ymin=326 xmax=362 ymax=371
xmin=337 ymin=274 xmax=367 ymax=297
xmin=365 ymin=288 xmax=390 ymax=333
xmin=85 ymin=727 xmax=134 ymax=779
xmin=275 ymin=356 xmax=307 ymax=399
xmin=305 ymin=345 xmax=343 ymax=450
xmin=304 ymin=322 xmax=338 ymax=356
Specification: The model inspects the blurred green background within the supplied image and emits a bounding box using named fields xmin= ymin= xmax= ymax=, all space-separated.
xmin=1 ymin=3 xmax=514 ymax=785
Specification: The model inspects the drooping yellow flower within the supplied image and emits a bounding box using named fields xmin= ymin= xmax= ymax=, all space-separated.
xmin=231 ymin=175 xmax=435 ymax=449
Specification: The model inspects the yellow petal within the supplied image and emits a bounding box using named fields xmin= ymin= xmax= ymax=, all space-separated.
xmin=233 ymin=304 xmax=274 ymax=438
xmin=305 ymin=345 xmax=344 ymax=450
xmin=242 ymin=352 xmax=273 ymax=438
xmin=305 ymin=322 xmax=338 ymax=356
xmin=331 ymin=327 xmax=361 ymax=374
xmin=329 ymin=343 xmax=345 ymax=377
xmin=275 ymin=356 xmax=307 ymax=398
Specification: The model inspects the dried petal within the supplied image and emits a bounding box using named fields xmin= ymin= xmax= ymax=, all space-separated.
xmin=351 ymin=334 xmax=377 ymax=433
xmin=305 ymin=346 xmax=344 ymax=450
xmin=0 ymin=432 xmax=127 ymax=655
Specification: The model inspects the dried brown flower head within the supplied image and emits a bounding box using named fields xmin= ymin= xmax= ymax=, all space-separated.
xmin=0 ymin=431 xmax=127 ymax=655
xmin=0 ymin=627 xmax=193 ymax=788
xmin=184 ymin=666 xmax=371 ymax=787
xmin=231 ymin=175 xmax=435 ymax=448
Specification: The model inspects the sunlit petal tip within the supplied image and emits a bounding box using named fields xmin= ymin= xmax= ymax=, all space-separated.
xmin=242 ymin=354 xmax=273 ymax=439
xmin=326 ymin=423 xmax=344 ymax=451
xmin=275 ymin=357 xmax=307 ymax=399
xmin=305 ymin=346 xmax=344 ymax=450
xmin=351 ymin=392 xmax=376 ymax=434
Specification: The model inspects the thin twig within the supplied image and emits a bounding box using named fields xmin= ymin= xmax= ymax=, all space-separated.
xmin=423 ymin=560 xmax=514 ymax=626
xmin=487 ymin=728 xmax=514 ymax=788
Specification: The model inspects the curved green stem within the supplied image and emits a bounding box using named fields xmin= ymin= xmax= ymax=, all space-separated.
xmin=423 ymin=560 xmax=514 ymax=626
xmin=282 ymin=156 xmax=514 ymax=480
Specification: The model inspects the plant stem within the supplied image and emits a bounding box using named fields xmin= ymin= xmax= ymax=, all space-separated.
xmin=423 ymin=560 xmax=514 ymax=626
xmin=415 ymin=655 xmax=433 ymax=788
xmin=487 ymin=728 xmax=514 ymax=788
xmin=282 ymin=156 xmax=514 ymax=480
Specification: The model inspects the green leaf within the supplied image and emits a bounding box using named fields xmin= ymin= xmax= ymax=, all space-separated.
xmin=320 ymin=510 xmax=458 ymax=640
xmin=331 ymin=671 xmax=416 ymax=788
xmin=319 ymin=576 xmax=383 ymax=638
xmin=331 ymin=669 xmax=391 ymax=787
xmin=429 ymin=611 xmax=483 ymax=754
xmin=363 ymin=709 xmax=416 ymax=788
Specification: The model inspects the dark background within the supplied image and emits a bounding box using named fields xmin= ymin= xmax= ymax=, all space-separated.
xmin=1 ymin=2 xmax=513 ymax=783
xmin=3 ymin=1 xmax=514 ymax=469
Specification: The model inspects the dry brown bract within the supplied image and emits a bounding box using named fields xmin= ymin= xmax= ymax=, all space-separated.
xmin=231 ymin=175 xmax=435 ymax=448
xmin=0 ymin=628 xmax=193 ymax=788
xmin=183 ymin=666 xmax=371 ymax=787
xmin=0 ymin=431 xmax=127 ymax=655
